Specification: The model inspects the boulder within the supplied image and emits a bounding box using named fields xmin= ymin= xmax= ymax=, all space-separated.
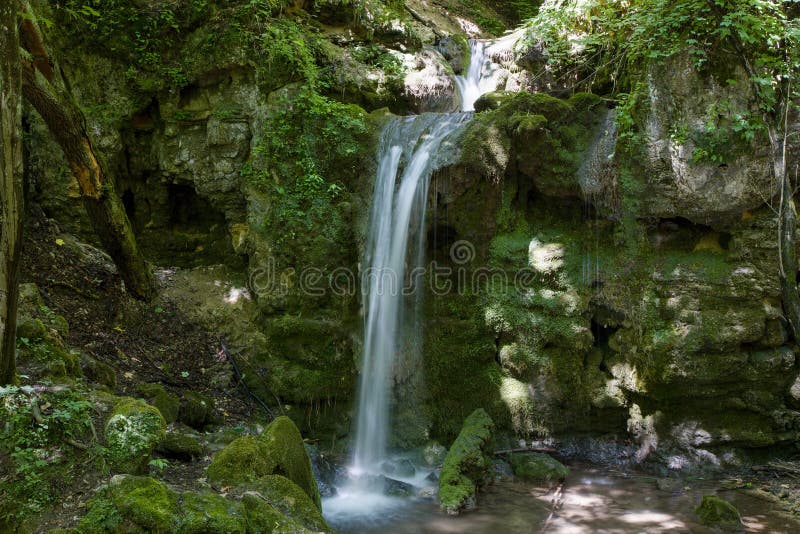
xmin=235 ymin=475 xmax=331 ymax=532
xmin=179 ymin=390 xmax=215 ymax=429
xmin=695 ymin=495 xmax=742 ymax=531
xmin=438 ymin=408 xmax=495 ymax=514
xmin=207 ymin=416 xmax=321 ymax=508
xmin=136 ymin=383 xmax=180 ymax=424
xmin=181 ymin=492 xmax=246 ymax=533
xmin=510 ymin=453 xmax=568 ymax=483
xmin=104 ymin=398 xmax=167 ymax=473
xmin=79 ymin=476 xmax=180 ymax=533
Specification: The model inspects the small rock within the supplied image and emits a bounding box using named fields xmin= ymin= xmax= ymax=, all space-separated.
xmin=695 ymin=495 xmax=743 ymax=531
xmin=510 ymin=453 xmax=569 ymax=483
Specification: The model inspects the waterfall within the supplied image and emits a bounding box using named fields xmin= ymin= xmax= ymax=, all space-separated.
xmin=455 ymin=40 xmax=489 ymax=112
xmin=325 ymin=33 xmax=519 ymax=527
xmin=455 ymin=32 xmax=522 ymax=112
xmin=352 ymin=114 xmax=470 ymax=474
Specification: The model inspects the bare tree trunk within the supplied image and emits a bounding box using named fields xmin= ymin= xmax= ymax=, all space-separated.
xmin=774 ymin=126 xmax=800 ymax=340
xmin=18 ymin=10 xmax=154 ymax=300
xmin=0 ymin=0 xmax=24 ymax=384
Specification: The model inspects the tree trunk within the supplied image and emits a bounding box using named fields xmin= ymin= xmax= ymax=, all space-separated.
xmin=19 ymin=48 xmax=155 ymax=300
xmin=774 ymin=127 xmax=800 ymax=341
xmin=0 ymin=0 xmax=24 ymax=384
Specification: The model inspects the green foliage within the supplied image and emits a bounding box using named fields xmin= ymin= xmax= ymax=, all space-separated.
xmin=246 ymin=88 xmax=366 ymax=243
xmin=524 ymin=0 xmax=800 ymax=132
xmin=0 ymin=385 xmax=94 ymax=525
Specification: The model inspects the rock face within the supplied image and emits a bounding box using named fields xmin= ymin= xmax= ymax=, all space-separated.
xmin=423 ymin=52 xmax=800 ymax=470
xmin=438 ymin=409 xmax=495 ymax=514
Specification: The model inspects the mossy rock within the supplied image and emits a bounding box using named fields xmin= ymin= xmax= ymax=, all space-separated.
xmin=16 ymin=317 xmax=46 ymax=340
xmin=438 ymin=409 xmax=495 ymax=514
xmin=159 ymin=429 xmax=203 ymax=460
xmin=80 ymin=476 xmax=180 ymax=534
xmin=81 ymin=355 xmax=117 ymax=390
xmin=695 ymin=495 xmax=742 ymax=531
xmin=510 ymin=453 xmax=569 ymax=483
xmin=179 ymin=390 xmax=214 ymax=429
xmin=474 ymin=91 xmax=516 ymax=113
xmin=258 ymin=416 xmax=321 ymax=509
xmin=104 ymin=397 xmax=167 ymax=473
xmin=180 ymin=492 xmax=246 ymax=534
xmin=207 ymin=417 xmax=321 ymax=509
xmin=235 ymin=475 xmax=330 ymax=532
xmin=240 ymin=493 xmax=315 ymax=534
xmin=207 ymin=436 xmax=272 ymax=488
xmin=136 ymin=383 xmax=180 ymax=423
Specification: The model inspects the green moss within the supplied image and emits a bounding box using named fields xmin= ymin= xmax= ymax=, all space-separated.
xmin=258 ymin=416 xmax=321 ymax=509
xmin=236 ymin=475 xmax=330 ymax=531
xmin=695 ymin=495 xmax=741 ymax=529
xmin=104 ymin=398 xmax=167 ymax=474
xmin=80 ymin=476 xmax=180 ymax=534
xmin=424 ymin=293 xmax=504 ymax=440
xmin=207 ymin=436 xmax=273 ymax=488
xmin=179 ymin=391 xmax=214 ymax=429
xmin=159 ymin=430 xmax=203 ymax=460
xmin=81 ymin=356 xmax=117 ymax=390
xmin=136 ymin=383 xmax=180 ymax=424
xmin=438 ymin=409 xmax=495 ymax=514
xmin=16 ymin=317 xmax=46 ymax=340
xmin=510 ymin=453 xmax=568 ymax=482
xmin=240 ymin=493 xmax=313 ymax=534
xmin=181 ymin=492 xmax=246 ymax=534
xmin=207 ymin=417 xmax=320 ymax=508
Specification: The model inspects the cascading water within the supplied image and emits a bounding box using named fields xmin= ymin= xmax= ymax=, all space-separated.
xmin=325 ymin=32 xmax=519 ymax=530
xmin=455 ymin=40 xmax=489 ymax=112
xmin=352 ymin=114 xmax=470 ymax=474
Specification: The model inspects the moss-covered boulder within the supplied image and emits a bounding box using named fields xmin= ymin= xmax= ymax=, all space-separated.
xmin=240 ymin=493 xmax=315 ymax=534
xmin=179 ymin=390 xmax=215 ymax=429
xmin=208 ymin=417 xmax=321 ymax=508
xmin=207 ymin=436 xmax=272 ymax=488
xmin=181 ymin=492 xmax=246 ymax=533
xmin=158 ymin=429 xmax=203 ymax=460
xmin=81 ymin=355 xmax=117 ymax=390
xmin=104 ymin=398 xmax=167 ymax=473
xmin=235 ymin=475 xmax=330 ymax=532
xmin=510 ymin=453 xmax=568 ymax=483
xmin=207 ymin=417 xmax=321 ymax=508
xmin=136 ymin=383 xmax=180 ymax=423
xmin=258 ymin=416 xmax=321 ymax=509
xmin=695 ymin=495 xmax=742 ymax=531
xmin=438 ymin=409 xmax=495 ymax=514
xmin=79 ymin=476 xmax=180 ymax=534
xmin=16 ymin=317 xmax=46 ymax=340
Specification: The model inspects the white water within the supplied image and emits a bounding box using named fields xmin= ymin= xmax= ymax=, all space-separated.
xmin=455 ymin=32 xmax=523 ymax=111
xmin=352 ymin=113 xmax=470 ymax=474
xmin=325 ymin=33 xmax=514 ymax=524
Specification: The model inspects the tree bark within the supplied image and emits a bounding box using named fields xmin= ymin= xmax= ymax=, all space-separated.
xmin=0 ymin=0 xmax=24 ymax=384
xmin=18 ymin=11 xmax=154 ymax=300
